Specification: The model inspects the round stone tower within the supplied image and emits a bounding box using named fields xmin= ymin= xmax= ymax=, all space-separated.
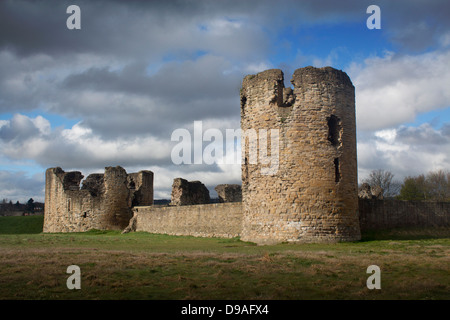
xmin=240 ymin=66 xmax=361 ymax=244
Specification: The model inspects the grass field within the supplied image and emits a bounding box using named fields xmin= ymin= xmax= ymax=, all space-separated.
xmin=0 ymin=215 xmax=449 ymax=300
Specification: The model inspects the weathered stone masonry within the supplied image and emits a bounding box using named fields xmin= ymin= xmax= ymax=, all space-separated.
xmin=43 ymin=166 xmax=153 ymax=232
xmin=129 ymin=199 xmax=450 ymax=238
xmin=240 ymin=67 xmax=361 ymax=244
xmin=131 ymin=202 xmax=243 ymax=238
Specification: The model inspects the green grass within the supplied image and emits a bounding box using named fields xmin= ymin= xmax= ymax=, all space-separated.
xmin=0 ymin=215 xmax=44 ymax=234
xmin=0 ymin=215 xmax=449 ymax=300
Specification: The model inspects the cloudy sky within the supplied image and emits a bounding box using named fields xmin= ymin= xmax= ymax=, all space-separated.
xmin=0 ymin=0 xmax=449 ymax=202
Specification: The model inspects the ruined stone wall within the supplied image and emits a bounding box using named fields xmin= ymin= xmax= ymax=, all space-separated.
xmin=132 ymin=202 xmax=243 ymax=238
xmin=43 ymin=166 xmax=153 ymax=233
xmin=359 ymin=199 xmax=450 ymax=231
xmin=171 ymin=178 xmax=210 ymax=206
xmin=128 ymin=171 xmax=154 ymax=207
xmin=215 ymin=184 xmax=242 ymax=203
xmin=129 ymin=200 xmax=449 ymax=239
xmin=240 ymin=66 xmax=361 ymax=244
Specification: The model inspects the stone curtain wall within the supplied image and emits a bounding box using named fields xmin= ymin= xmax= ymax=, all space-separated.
xmin=240 ymin=67 xmax=360 ymax=244
xmin=129 ymin=200 xmax=449 ymax=239
xmin=132 ymin=203 xmax=243 ymax=238
xmin=359 ymin=199 xmax=450 ymax=231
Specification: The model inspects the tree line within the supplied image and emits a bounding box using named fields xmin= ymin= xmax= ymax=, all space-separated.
xmin=0 ymin=198 xmax=44 ymax=215
xmin=361 ymin=169 xmax=450 ymax=201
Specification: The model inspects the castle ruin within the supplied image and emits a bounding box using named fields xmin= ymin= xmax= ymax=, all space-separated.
xmin=43 ymin=166 xmax=153 ymax=232
xmin=43 ymin=66 xmax=362 ymax=244
xmin=240 ymin=66 xmax=361 ymax=243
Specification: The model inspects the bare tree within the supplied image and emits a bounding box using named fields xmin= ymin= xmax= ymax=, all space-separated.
xmin=362 ymin=169 xmax=401 ymax=198
xmin=425 ymin=169 xmax=449 ymax=201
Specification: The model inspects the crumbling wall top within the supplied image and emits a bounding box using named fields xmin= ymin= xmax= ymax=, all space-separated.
xmin=241 ymin=66 xmax=353 ymax=91
xmin=291 ymin=66 xmax=354 ymax=88
xmin=48 ymin=167 xmax=84 ymax=191
xmin=81 ymin=173 xmax=105 ymax=196
xmin=242 ymin=68 xmax=284 ymax=86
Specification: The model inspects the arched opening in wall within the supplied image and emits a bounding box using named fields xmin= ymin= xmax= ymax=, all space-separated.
xmin=327 ymin=115 xmax=341 ymax=147
xmin=334 ymin=158 xmax=340 ymax=183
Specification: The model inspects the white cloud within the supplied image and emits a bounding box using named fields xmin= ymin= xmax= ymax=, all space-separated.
xmin=202 ymin=18 xmax=244 ymax=36
xmin=243 ymin=62 xmax=272 ymax=74
xmin=0 ymin=114 xmax=242 ymax=200
xmin=31 ymin=116 xmax=51 ymax=135
xmin=350 ymin=50 xmax=450 ymax=131
xmin=0 ymin=114 xmax=173 ymax=168
xmin=374 ymin=129 xmax=396 ymax=143
xmin=358 ymin=123 xmax=450 ymax=182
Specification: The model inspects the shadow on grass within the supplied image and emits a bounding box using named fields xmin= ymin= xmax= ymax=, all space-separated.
xmin=360 ymin=227 xmax=450 ymax=242
xmin=2 ymin=215 xmax=449 ymax=244
xmin=0 ymin=215 xmax=44 ymax=234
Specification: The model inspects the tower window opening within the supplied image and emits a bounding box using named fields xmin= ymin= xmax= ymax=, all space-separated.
xmin=327 ymin=115 xmax=341 ymax=146
xmin=334 ymin=158 xmax=340 ymax=183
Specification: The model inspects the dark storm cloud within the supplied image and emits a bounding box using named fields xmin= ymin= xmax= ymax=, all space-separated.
xmin=1 ymin=0 xmax=448 ymax=139
xmin=0 ymin=0 xmax=182 ymax=57
xmin=382 ymin=0 xmax=450 ymax=51
xmin=0 ymin=0 xmax=265 ymax=139
xmin=61 ymin=55 xmax=240 ymax=102
xmin=3 ymin=0 xmax=449 ymax=58
xmin=0 ymin=0 xmax=269 ymax=59
xmin=58 ymin=54 xmax=242 ymax=139
xmin=1 ymin=0 xmax=448 ymax=117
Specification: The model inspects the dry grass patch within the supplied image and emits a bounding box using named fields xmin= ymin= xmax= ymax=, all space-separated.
xmin=0 ymin=227 xmax=449 ymax=300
